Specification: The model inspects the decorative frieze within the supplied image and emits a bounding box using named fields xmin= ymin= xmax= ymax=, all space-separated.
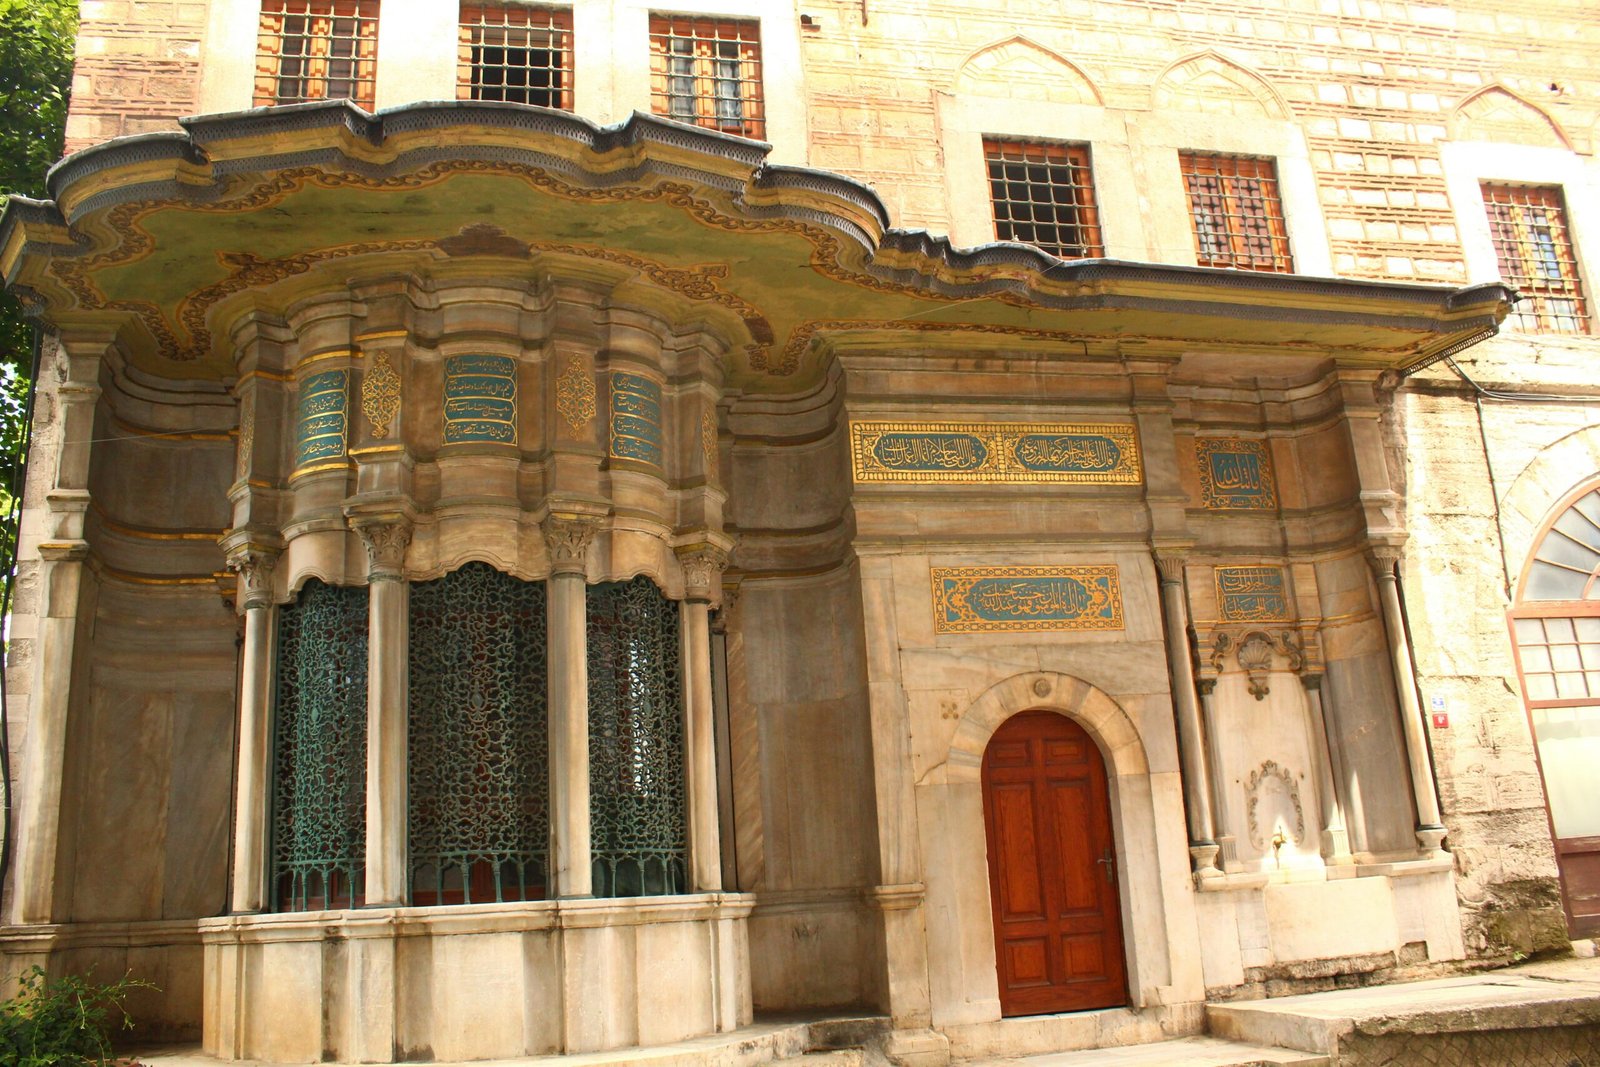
xmin=294 ymin=368 xmax=348 ymax=469
xmin=1195 ymin=437 xmax=1277 ymax=510
xmin=361 ymin=350 xmax=402 ymax=439
xmin=443 ymin=354 xmax=517 ymax=445
xmin=1216 ymin=566 xmax=1290 ymax=622
xmin=851 ymin=422 xmax=1142 ymax=484
xmin=930 ymin=565 xmax=1123 ymax=633
xmin=609 ymin=372 xmax=664 ymax=467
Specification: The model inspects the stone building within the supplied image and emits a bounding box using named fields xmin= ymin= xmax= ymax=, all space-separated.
xmin=0 ymin=0 xmax=1595 ymax=1063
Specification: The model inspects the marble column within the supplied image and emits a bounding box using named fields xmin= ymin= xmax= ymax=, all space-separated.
xmin=1301 ymin=672 xmax=1353 ymax=864
xmin=543 ymin=513 xmax=602 ymax=898
xmin=1154 ymin=553 xmax=1221 ymax=877
xmin=224 ymin=541 xmax=282 ymax=912
xmin=677 ymin=544 xmax=728 ymax=893
xmin=350 ymin=513 xmax=413 ymax=905
xmin=1195 ymin=677 xmax=1238 ymax=870
xmin=1369 ymin=548 xmax=1448 ymax=855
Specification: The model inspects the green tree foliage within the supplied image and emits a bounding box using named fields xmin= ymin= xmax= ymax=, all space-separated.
xmin=0 ymin=0 xmax=76 ymax=578
xmin=0 ymin=966 xmax=150 ymax=1067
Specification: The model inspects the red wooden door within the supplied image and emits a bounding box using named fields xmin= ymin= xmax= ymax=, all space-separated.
xmin=982 ymin=710 xmax=1127 ymax=1016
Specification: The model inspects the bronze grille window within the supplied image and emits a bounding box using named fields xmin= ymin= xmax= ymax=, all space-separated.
xmin=648 ymin=16 xmax=763 ymax=139
xmin=458 ymin=4 xmax=572 ymax=109
xmin=1481 ymin=184 xmax=1590 ymax=334
xmin=1179 ymin=153 xmax=1293 ymax=273
xmin=255 ymin=0 xmax=379 ymax=109
xmin=983 ymin=139 xmax=1104 ymax=260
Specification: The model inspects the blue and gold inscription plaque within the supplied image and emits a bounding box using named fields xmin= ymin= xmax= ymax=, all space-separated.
xmin=1196 ymin=438 xmax=1278 ymax=510
xmin=931 ymin=565 xmax=1123 ymax=633
xmin=294 ymin=368 xmax=348 ymax=468
xmin=609 ymin=372 xmax=664 ymax=467
xmin=443 ymin=354 xmax=517 ymax=445
xmin=1216 ymin=566 xmax=1290 ymax=622
xmin=851 ymin=422 xmax=1141 ymax=484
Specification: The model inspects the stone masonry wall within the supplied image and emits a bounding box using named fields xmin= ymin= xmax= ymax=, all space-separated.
xmin=64 ymin=0 xmax=205 ymax=152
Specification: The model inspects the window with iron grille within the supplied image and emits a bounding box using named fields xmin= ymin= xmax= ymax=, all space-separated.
xmin=1481 ymin=184 xmax=1590 ymax=334
xmin=1178 ymin=153 xmax=1293 ymax=273
xmin=648 ymin=16 xmax=763 ymax=139
xmin=983 ymin=139 xmax=1104 ymax=260
xmin=255 ymin=0 xmax=379 ymax=109
xmin=458 ymin=4 xmax=572 ymax=109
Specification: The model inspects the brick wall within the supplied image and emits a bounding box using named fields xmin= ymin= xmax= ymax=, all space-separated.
xmin=65 ymin=0 xmax=206 ymax=152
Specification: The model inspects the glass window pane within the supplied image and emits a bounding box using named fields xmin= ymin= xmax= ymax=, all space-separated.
xmin=1530 ymin=704 xmax=1600 ymax=838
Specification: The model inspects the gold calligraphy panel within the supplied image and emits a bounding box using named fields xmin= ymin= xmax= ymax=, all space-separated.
xmin=1215 ymin=566 xmax=1290 ymax=622
xmin=931 ymin=565 xmax=1123 ymax=634
xmin=851 ymin=421 xmax=1142 ymax=484
xmin=1196 ymin=437 xmax=1277 ymax=510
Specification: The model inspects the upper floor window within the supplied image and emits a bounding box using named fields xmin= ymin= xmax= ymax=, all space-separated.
xmin=648 ymin=16 xmax=763 ymax=139
xmin=983 ymin=138 xmax=1104 ymax=260
xmin=1179 ymin=152 xmax=1293 ymax=273
xmin=255 ymin=0 xmax=379 ymax=109
xmin=1481 ymin=183 xmax=1589 ymax=334
xmin=458 ymin=4 xmax=573 ymax=109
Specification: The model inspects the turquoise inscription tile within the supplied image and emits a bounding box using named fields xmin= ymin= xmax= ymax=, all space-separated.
xmin=443 ymin=354 xmax=518 ymax=445
xmin=1011 ymin=433 xmax=1123 ymax=473
xmin=294 ymin=368 xmax=348 ymax=468
xmin=868 ymin=432 xmax=989 ymax=472
xmin=1216 ymin=566 xmax=1290 ymax=622
xmin=1196 ymin=438 xmax=1278 ymax=510
xmin=930 ymin=566 xmax=1123 ymax=634
xmin=609 ymin=372 xmax=664 ymax=467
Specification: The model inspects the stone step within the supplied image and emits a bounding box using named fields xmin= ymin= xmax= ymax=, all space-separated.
xmin=769 ymin=1051 xmax=866 ymax=1067
xmin=978 ymin=1035 xmax=1328 ymax=1065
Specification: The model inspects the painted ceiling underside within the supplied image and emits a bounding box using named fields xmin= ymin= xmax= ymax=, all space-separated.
xmin=0 ymin=101 xmax=1512 ymax=391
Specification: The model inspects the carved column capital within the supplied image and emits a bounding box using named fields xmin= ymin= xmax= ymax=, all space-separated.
xmin=542 ymin=512 xmax=604 ymax=576
xmin=1367 ymin=544 xmax=1405 ymax=580
xmin=676 ymin=542 xmax=730 ymax=603
xmin=349 ymin=514 xmax=413 ymax=581
xmin=1152 ymin=551 xmax=1189 ymax=585
xmin=226 ymin=544 xmax=281 ymax=610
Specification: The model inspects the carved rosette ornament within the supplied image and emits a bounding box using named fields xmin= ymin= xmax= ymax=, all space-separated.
xmin=227 ymin=545 xmax=279 ymax=610
xmin=676 ymin=543 xmax=730 ymax=604
xmin=350 ymin=515 xmax=413 ymax=581
xmin=542 ymin=513 xmax=602 ymax=576
xmin=361 ymin=350 xmax=402 ymax=438
xmin=555 ymin=360 xmax=597 ymax=435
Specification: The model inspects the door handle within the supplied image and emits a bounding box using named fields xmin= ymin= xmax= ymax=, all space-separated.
xmin=1097 ymin=847 xmax=1116 ymax=883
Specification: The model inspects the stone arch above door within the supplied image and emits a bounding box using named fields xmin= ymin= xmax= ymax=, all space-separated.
xmin=946 ymin=670 xmax=1148 ymax=783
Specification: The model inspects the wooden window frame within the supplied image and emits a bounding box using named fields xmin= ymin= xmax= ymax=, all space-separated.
xmin=1178 ymin=152 xmax=1294 ymax=273
xmin=648 ymin=15 xmax=764 ymax=140
xmin=255 ymin=0 xmax=380 ymax=110
xmin=457 ymin=4 xmax=573 ymax=110
xmin=1480 ymin=183 xmax=1590 ymax=334
xmin=982 ymin=138 xmax=1105 ymax=260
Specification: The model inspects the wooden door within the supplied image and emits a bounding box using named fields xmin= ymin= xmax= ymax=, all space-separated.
xmin=982 ymin=710 xmax=1127 ymax=1016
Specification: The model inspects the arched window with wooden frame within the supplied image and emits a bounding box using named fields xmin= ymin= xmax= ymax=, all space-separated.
xmin=1509 ymin=479 xmax=1600 ymax=936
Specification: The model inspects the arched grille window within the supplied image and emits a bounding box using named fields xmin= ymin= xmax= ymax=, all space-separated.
xmin=408 ymin=562 xmax=549 ymax=904
xmin=271 ymin=579 xmax=368 ymax=911
xmin=1509 ymin=483 xmax=1600 ymax=935
xmin=587 ymin=576 xmax=687 ymax=897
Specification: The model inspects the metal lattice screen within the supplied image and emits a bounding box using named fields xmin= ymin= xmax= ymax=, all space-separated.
xmin=457 ymin=3 xmax=573 ymax=109
xmin=271 ymin=579 xmax=369 ymax=911
xmin=1179 ymin=152 xmax=1294 ymax=273
xmin=983 ymin=138 xmax=1104 ymax=259
xmin=408 ymin=562 xmax=550 ymax=904
xmin=587 ymin=576 xmax=688 ymax=897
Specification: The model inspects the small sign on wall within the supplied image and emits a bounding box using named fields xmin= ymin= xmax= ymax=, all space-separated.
xmin=1430 ymin=694 xmax=1449 ymax=729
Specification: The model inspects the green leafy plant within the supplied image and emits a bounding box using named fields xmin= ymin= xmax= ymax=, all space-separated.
xmin=0 ymin=966 xmax=151 ymax=1067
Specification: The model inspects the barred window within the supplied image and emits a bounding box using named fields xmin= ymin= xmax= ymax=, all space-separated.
xmin=1179 ymin=153 xmax=1293 ymax=273
xmin=255 ymin=0 xmax=379 ymax=109
xmin=1481 ymin=184 xmax=1590 ymax=334
xmin=983 ymin=139 xmax=1104 ymax=260
xmin=648 ymin=16 xmax=763 ymax=139
xmin=458 ymin=4 xmax=573 ymax=109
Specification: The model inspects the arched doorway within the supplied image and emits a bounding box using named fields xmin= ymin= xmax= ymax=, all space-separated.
xmin=1509 ymin=480 xmax=1600 ymax=937
xmin=982 ymin=710 xmax=1127 ymax=1016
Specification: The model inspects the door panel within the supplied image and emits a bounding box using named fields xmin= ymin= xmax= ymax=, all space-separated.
xmin=982 ymin=710 xmax=1128 ymax=1016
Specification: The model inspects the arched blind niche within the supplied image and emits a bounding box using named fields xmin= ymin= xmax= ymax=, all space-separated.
xmin=408 ymin=562 xmax=550 ymax=905
xmin=272 ymin=579 xmax=369 ymax=911
xmin=586 ymin=576 xmax=687 ymax=897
